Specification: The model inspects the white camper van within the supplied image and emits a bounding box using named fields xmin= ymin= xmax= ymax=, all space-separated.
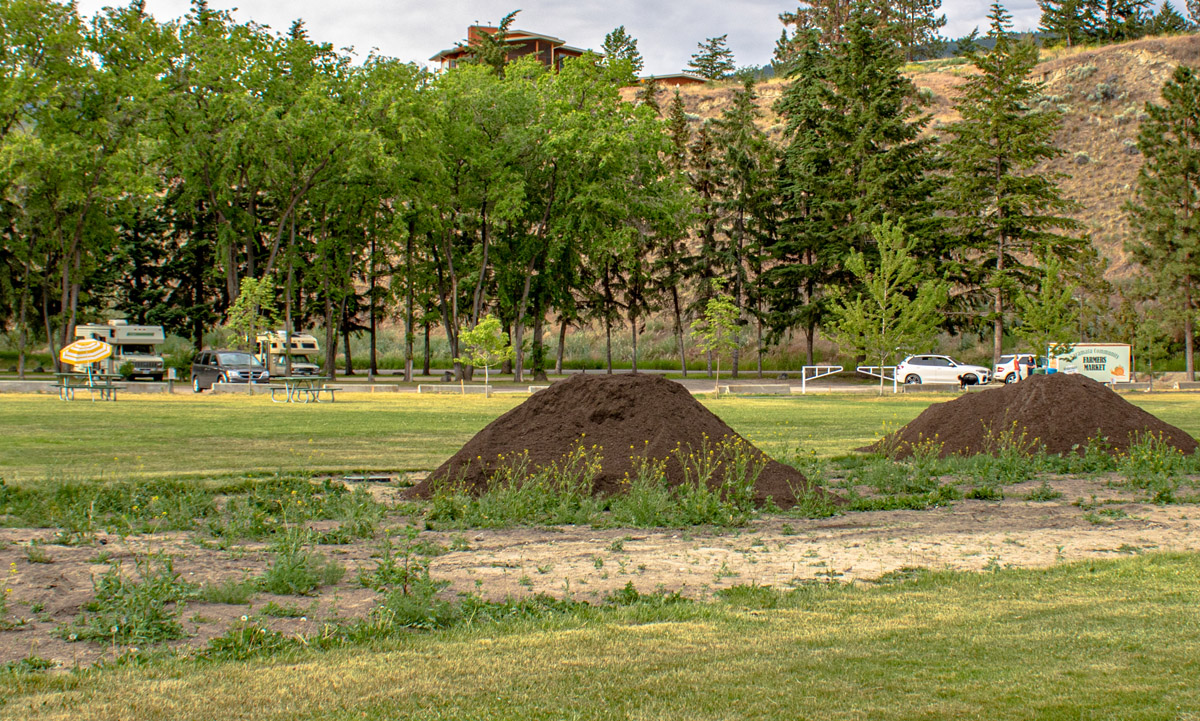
xmin=74 ymin=320 xmax=167 ymax=380
xmin=256 ymin=330 xmax=323 ymax=377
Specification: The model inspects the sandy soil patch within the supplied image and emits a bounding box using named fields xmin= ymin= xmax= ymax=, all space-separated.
xmin=1 ymin=476 xmax=1195 ymax=669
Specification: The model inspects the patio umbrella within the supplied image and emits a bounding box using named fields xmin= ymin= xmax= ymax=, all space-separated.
xmin=60 ymin=338 xmax=113 ymax=366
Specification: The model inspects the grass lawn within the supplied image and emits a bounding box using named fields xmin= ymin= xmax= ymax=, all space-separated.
xmin=2 ymin=392 xmax=1199 ymax=483
xmin=5 ymin=553 xmax=1198 ymax=720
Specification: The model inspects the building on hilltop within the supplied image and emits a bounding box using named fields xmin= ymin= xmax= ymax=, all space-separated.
xmin=430 ymin=25 xmax=587 ymax=71
xmin=640 ymin=72 xmax=708 ymax=88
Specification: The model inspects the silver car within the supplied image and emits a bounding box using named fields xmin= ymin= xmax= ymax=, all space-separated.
xmin=896 ymin=355 xmax=991 ymax=386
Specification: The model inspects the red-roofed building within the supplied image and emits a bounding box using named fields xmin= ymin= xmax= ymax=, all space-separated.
xmin=430 ymin=26 xmax=587 ymax=71
xmin=641 ymin=72 xmax=708 ymax=88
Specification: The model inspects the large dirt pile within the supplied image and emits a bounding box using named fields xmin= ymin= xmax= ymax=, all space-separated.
xmin=407 ymin=374 xmax=813 ymax=508
xmin=882 ymin=373 xmax=1198 ymax=458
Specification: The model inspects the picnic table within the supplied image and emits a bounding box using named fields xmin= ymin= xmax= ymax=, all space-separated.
xmin=55 ymin=372 xmax=124 ymax=401
xmin=270 ymin=376 xmax=337 ymax=404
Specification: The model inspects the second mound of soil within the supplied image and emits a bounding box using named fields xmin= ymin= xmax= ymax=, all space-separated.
xmin=407 ymin=374 xmax=813 ymax=508
xmin=881 ymin=373 xmax=1198 ymax=458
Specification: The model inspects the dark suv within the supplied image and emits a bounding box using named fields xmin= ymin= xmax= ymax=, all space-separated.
xmin=191 ymin=350 xmax=270 ymax=391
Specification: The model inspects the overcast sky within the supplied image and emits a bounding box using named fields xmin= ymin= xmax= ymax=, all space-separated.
xmin=73 ymin=1 xmax=1046 ymax=75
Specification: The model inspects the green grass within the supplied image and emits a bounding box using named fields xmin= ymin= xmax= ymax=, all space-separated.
xmin=0 ymin=393 xmax=940 ymax=482
xmin=2 ymin=392 xmax=1199 ymax=483
xmin=3 ymin=553 xmax=1198 ymax=720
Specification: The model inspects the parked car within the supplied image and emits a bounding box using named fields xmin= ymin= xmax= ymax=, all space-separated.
xmin=896 ymin=355 xmax=991 ymax=386
xmin=993 ymin=353 xmax=1037 ymax=384
xmin=191 ymin=350 xmax=270 ymax=392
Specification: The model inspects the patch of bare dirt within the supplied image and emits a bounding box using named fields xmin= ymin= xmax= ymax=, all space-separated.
xmin=2 ymin=476 xmax=1197 ymax=670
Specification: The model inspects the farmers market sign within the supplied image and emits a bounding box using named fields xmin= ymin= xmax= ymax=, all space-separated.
xmin=1049 ymin=343 xmax=1132 ymax=383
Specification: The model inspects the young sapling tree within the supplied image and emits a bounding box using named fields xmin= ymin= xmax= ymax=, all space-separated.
xmin=690 ymin=282 xmax=742 ymax=394
xmin=454 ymin=314 xmax=515 ymax=397
xmin=1014 ymin=257 xmax=1079 ymax=367
xmin=827 ymin=221 xmax=946 ymax=395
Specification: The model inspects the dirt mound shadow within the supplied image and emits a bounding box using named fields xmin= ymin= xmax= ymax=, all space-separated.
xmin=876 ymin=373 xmax=1198 ymax=458
xmin=406 ymin=374 xmax=814 ymax=508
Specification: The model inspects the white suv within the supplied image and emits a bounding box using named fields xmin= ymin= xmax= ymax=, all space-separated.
xmin=993 ymin=353 xmax=1037 ymax=384
xmin=896 ymin=355 xmax=991 ymax=386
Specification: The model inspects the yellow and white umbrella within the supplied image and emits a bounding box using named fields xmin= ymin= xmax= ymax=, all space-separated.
xmin=59 ymin=338 xmax=113 ymax=368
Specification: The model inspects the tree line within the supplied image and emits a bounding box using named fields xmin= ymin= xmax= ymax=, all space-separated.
xmin=1 ymin=0 xmax=1198 ymax=380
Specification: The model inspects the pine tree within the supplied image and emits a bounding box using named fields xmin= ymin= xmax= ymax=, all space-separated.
xmin=712 ymin=77 xmax=775 ymax=377
xmin=685 ymin=120 xmax=724 ymax=376
xmin=688 ymin=35 xmax=736 ymax=80
xmin=879 ymin=0 xmax=947 ymax=61
xmin=765 ymin=9 xmax=939 ymax=364
xmin=940 ymin=3 xmax=1082 ymax=368
xmin=635 ymin=76 xmax=661 ymax=115
xmin=778 ymin=0 xmax=854 ymax=52
xmin=1125 ymin=64 xmax=1200 ymax=380
xmin=1188 ymin=0 xmax=1200 ymax=25
xmin=1148 ymin=1 xmax=1192 ymax=33
xmin=659 ymin=90 xmax=692 ymax=376
xmin=776 ymin=1 xmax=946 ymax=63
xmin=602 ymin=25 xmax=643 ymax=83
xmin=1038 ymin=0 xmax=1099 ymax=46
xmin=1097 ymin=0 xmax=1154 ymax=40
xmin=461 ymin=10 xmax=523 ymax=76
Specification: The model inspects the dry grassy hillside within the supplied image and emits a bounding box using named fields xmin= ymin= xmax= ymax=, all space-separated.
xmin=634 ymin=35 xmax=1200 ymax=280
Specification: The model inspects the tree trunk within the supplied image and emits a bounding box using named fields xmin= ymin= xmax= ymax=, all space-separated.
xmin=423 ymin=319 xmax=432 ymax=377
xmin=368 ymin=234 xmax=378 ymax=380
xmin=531 ymin=310 xmax=548 ymax=382
xmin=341 ymin=296 xmax=354 ymax=376
xmin=512 ymin=262 xmax=536 ymax=383
xmin=805 ymin=321 xmax=816 ymax=367
xmin=756 ymin=316 xmax=764 ymax=378
xmin=285 ymin=220 xmax=296 ymax=377
xmin=471 ymin=204 xmax=490 ymax=328
xmin=605 ymin=314 xmax=613 ymax=374
xmin=16 ymin=247 xmax=31 ymax=379
xmin=324 ymin=284 xmax=337 ymax=380
xmin=706 ymin=350 xmax=713 ymax=378
xmin=404 ymin=222 xmax=415 ymax=382
xmin=671 ymin=287 xmax=687 ymax=378
xmin=431 ymin=231 xmax=461 ymax=380
xmin=629 ymin=308 xmax=639 ymax=374
xmin=43 ymin=284 xmax=57 ymax=372
xmin=1186 ymin=284 xmax=1195 ymax=382
xmin=555 ymin=316 xmax=568 ymax=374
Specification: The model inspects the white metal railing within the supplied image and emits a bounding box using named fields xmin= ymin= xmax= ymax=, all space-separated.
xmin=800 ymin=365 xmax=844 ymax=394
xmin=856 ymin=365 xmax=899 ymax=393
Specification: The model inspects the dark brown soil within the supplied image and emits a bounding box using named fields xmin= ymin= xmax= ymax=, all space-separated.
xmin=880 ymin=374 xmax=1199 ymax=458
xmin=406 ymin=374 xmax=813 ymax=508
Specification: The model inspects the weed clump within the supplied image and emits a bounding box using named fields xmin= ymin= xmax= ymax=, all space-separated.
xmin=426 ymin=437 xmax=770 ymax=528
xmin=61 ymin=554 xmax=195 ymax=644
